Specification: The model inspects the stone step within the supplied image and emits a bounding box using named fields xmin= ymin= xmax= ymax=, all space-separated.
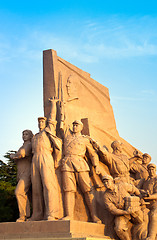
xmin=0 ymin=220 xmax=111 ymax=240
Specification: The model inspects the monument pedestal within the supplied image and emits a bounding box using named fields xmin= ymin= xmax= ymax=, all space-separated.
xmin=0 ymin=220 xmax=110 ymax=240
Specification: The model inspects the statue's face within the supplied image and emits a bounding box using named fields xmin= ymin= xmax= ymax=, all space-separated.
xmin=116 ymin=144 xmax=122 ymax=153
xmin=22 ymin=131 xmax=31 ymax=142
xmin=38 ymin=119 xmax=46 ymax=131
xmin=103 ymin=179 xmax=114 ymax=191
xmin=112 ymin=141 xmax=122 ymax=153
xmin=73 ymin=123 xmax=82 ymax=133
xmin=142 ymin=156 xmax=150 ymax=164
xmin=148 ymin=167 xmax=156 ymax=178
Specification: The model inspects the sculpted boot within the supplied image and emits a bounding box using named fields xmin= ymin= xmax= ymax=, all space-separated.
xmin=62 ymin=192 xmax=75 ymax=220
xmin=84 ymin=191 xmax=102 ymax=224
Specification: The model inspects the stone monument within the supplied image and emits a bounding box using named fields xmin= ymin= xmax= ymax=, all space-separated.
xmin=42 ymin=49 xmax=144 ymax=227
xmin=43 ymin=49 xmax=138 ymax=158
xmin=0 ymin=49 xmax=156 ymax=240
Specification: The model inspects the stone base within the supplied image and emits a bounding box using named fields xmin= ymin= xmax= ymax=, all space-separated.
xmin=0 ymin=220 xmax=109 ymax=240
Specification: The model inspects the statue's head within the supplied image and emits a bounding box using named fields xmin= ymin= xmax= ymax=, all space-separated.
xmin=147 ymin=163 xmax=156 ymax=178
xmin=38 ymin=117 xmax=47 ymax=132
xmin=142 ymin=153 xmax=151 ymax=164
xmin=111 ymin=140 xmax=122 ymax=153
xmin=102 ymin=175 xmax=114 ymax=191
xmin=72 ymin=120 xmax=83 ymax=133
xmin=66 ymin=75 xmax=79 ymax=101
xmin=22 ymin=129 xmax=33 ymax=142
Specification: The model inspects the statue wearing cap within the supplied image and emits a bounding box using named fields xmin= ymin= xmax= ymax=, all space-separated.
xmin=130 ymin=152 xmax=151 ymax=181
xmin=97 ymin=140 xmax=139 ymax=183
xmin=60 ymin=117 xmax=101 ymax=223
xmin=137 ymin=163 xmax=157 ymax=240
xmin=29 ymin=97 xmax=62 ymax=221
xmin=102 ymin=174 xmax=147 ymax=240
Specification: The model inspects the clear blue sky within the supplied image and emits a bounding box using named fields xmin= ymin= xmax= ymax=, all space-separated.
xmin=0 ymin=0 xmax=157 ymax=163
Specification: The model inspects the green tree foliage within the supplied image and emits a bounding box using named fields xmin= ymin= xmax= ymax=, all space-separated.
xmin=0 ymin=151 xmax=18 ymax=222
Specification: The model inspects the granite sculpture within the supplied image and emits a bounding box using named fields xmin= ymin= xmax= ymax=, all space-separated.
xmin=94 ymin=140 xmax=139 ymax=183
xmin=138 ymin=163 xmax=157 ymax=240
xmin=102 ymin=175 xmax=148 ymax=240
xmin=29 ymin=97 xmax=62 ymax=221
xmin=130 ymin=152 xmax=151 ymax=181
xmin=59 ymin=115 xmax=101 ymax=223
xmin=42 ymin=49 xmax=156 ymax=239
xmin=6 ymin=49 xmax=157 ymax=240
xmin=10 ymin=129 xmax=33 ymax=222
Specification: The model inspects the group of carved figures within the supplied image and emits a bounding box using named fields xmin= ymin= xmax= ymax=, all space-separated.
xmin=10 ymin=98 xmax=157 ymax=240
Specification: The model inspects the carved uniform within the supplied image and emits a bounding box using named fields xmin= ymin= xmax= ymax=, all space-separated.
xmin=104 ymin=182 xmax=135 ymax=214
xmin=142 ymin=177 xmax=157 ymax=206
xmin=130 ymin=162 xmax=149 ymax=180
xmin=104 ymin=182 xmax=141 ymax=239
xmin=100 ymin=148 xmax=130 ymax=183
xmin=15 ymin=142 xmax=32 ymax=219
xmin=139 ymin=176 xmax=157 ymax=240
xmin=61 ymin=128 xmax=99 ymax=193
xmin=31 ymin=120 xmax=61 ymax=220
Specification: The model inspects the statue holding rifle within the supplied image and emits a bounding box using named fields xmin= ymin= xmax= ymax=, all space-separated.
xmin=58 ymin=76 xmax=101 ymax=223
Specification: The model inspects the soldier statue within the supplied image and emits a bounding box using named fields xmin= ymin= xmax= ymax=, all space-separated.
xmin=103 ymin=175 xmax=146 ymax=240
xmin=60 ymin=115 xmax=101 ymax=223
xmin=95 ymin=140 xmax=139 ymax=183
xmin=138 ymin=163 xmax=157 ymax=240
xmin=130 ymin=152 xmax=151 ymax=181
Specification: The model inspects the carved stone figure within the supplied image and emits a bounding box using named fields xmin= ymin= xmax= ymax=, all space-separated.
xmin=60 ymin=119 xmax=101 ymax=223
xmin=10 ymin=129 xmax=33 ymax=222
xmin=96 ymin=141 xmax=138 ymax=183
xmin=43 ymin=49 xmax=145 ymax=225
xmin=138 ymin=163 xmax=157 ymax=240
xmin=66 ymin=75 xmax=79 ymax=102
xmin=102 ymin=175 xmax=145 ymax=240
xmin=29 ymin=97 xmax=62 ymax=221
xmin=44 ymin=49 xmax=141 ymax=160
xmin=130 ymin=152 xmax=151 ymax=180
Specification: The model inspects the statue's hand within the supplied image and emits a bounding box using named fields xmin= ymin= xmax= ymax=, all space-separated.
xmin=126 ymin=207 xmax=134 ymax=214
xmin=49 ymin=96 xmax=59 ymax=103
xmin=140 ymin=189 xmax=148 ymax=197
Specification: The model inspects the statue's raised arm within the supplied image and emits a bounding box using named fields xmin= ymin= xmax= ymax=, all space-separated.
xmin=48 ymin=97 xmax=59 ymax=122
